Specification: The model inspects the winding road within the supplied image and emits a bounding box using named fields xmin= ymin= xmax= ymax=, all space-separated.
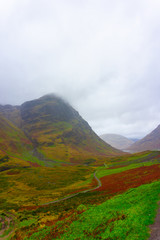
xmin=40 ymin=170 xmax=102 ymax=206
xmin=0 ymin=171 xmax=101 ymax=240
xmin=1 ymin=162 xmax=159 ymax=240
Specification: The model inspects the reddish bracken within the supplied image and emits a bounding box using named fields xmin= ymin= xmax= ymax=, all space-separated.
xmin=94 ymin=164 xmax=160 ymax=195
xmin=7 ymin=171 xmax=20 ymax=175
xmin=27 ymin=161 xmax=41 ymax=167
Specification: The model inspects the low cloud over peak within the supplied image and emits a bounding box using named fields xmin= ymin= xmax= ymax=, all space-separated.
xmin=0 ymin=0 xmax=160 ymax=138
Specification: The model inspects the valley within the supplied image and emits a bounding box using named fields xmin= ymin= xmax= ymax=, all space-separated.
xmin=0 ymin=150 xmax=160 ymax=239
xmin=0 ymin=95 xmax=160 ymax=239
xmin=1 ymin=0 xmax=160 ymax=239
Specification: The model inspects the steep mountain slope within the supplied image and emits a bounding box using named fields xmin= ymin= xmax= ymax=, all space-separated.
xmin=100 ymin=133 xmax=134 ymax=150
xmin=20 ymin=95 xmax=120 ymax=163
xmin=127 ymin=125 xmax=160 ymax=153
xmin=0 ymin=114 xmax=32 ymax=155
xmin=0 ymin=104 xmax=21 ymax=127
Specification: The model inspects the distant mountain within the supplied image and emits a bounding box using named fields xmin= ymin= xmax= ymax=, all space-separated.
xmin=127 ymin=125 xmax=160 ymax=153
xmin=128 ymin=138 xmax=140 ymax=143
xmin=0 ymin=94 xmax=121 ymax=165
xmin=100 ymin=133 xmax=134 ymax=150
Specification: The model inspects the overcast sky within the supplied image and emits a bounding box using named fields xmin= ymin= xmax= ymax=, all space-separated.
xmin=0 ymin=0 xmax=160 ymax=138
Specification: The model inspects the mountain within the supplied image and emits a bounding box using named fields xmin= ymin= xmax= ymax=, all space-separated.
xmin=127 ymin=125 xmax=160 ymax=153
xmin=0 ymin=113 xmax=32 ymax=155
xmin=0 ymin=95 xmax=121 ymax=165
xmin=100 ymin=133 xmax=134 ymax=150
xmin=20 ymin=95 xmax=120 ymax=163
xmin=128 ymin=138 xmax=140 ymax=143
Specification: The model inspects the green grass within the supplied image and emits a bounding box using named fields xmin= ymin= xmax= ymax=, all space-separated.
xmin=55 ymin=180 xmax=160 ymax=240
xmin=107 ymin=151 xmax=160 ymax=168
xmin=126 ymin=152 xmax=151 ymax=160
xmin=24 ymin=227 xmax=51 ymax=240
xmin=19 ymin=218 xmax=37 ymax=228
xmin=97 ymin=161 xmax=156 ymax=179
xmin=21 ymin=151 xmax=46 ymax=166
xmin=97 ymin=151 xmax=160 ymax=179
xmin=76 ymin=172 xmax=95 ymax=187
xmin=0 ymin=165 xmax=95 ymax=209
xmin=0 ymin=216 xmax=2 ymax=229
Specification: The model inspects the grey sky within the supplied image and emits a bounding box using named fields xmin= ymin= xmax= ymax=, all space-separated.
xmin=0 ymin=0 xmax=160 ymax=138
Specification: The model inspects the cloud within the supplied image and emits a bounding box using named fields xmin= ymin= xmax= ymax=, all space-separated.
xmin=0 ymin=0 xmax=160 ymax=138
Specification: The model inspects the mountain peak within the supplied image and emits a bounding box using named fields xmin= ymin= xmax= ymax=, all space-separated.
xmin=19 ymin=95 xmax=121 ymax=163
xmin=21 ymin=93 xmax=79 ymax=124
xmin=39 ymin=93 xmax=66 ymax=102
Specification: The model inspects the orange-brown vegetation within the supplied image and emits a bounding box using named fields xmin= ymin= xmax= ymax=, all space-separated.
xmin=96 ymin=164 xmax=160 ymax=195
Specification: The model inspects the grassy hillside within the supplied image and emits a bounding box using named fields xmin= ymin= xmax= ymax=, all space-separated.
xmin=56 ymin=181 xmax=160 ymax=240
xmin=20 ymin=95 xmax=120 ymax=164
xmin=0 ymin=114 xmax=32 ymax=156
xmin=0 ymin=151 xmax=160 ymax=239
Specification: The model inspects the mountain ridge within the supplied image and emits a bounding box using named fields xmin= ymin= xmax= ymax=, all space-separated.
xmin=127 ymin=124 xmax=160 ymax=153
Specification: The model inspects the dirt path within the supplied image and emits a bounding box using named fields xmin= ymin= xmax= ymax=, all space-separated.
xmin=40 ymin=170 xmax=102 ymax=206
xmin=0 ymin=214 xmax=15 ymax=240
xmin=148 ymin=202 xmax=160 ymax=240
xmin=0 ymin=217 xmax=6 ymax=237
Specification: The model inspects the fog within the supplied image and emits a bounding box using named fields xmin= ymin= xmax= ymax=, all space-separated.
xmin=0 ymin=0 xmax=160 ymax=138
